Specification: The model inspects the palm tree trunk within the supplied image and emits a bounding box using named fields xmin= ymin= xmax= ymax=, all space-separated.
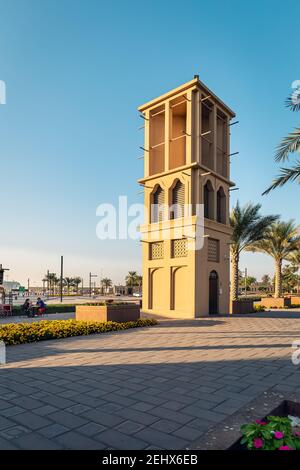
xmin=274 ymin=259 xmax=282 ymax=298
xmin=231 ymin=251 xmax=239 ymax=301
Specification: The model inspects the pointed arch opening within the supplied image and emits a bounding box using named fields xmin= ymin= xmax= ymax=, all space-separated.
xmin=151 ymin=185 xmax=165 ymax=223
xmin=217 ymin=186 xmax=226 ymax=224
xmin=204 ymin=180 xmax=214 ymax=220
xmin=170 ymin=180 xmax=185 ymax=219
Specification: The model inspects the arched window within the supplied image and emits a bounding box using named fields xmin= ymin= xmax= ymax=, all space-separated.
xmin=217 ymin=187 xmax=226 ymax=224
xmin=204 ymin=180 xmax=214 ymax=220
xmin=151 ymin=186 xmax=164 ymax=223
xmin=171 ymin=180 xmax=185 ymax=219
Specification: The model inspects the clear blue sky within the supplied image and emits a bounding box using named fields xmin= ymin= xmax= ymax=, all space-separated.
xmin=0 ymin=0 xmax=299 ymax=286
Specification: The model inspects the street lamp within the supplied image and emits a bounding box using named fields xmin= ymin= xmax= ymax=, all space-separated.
xmin=89 ymin=273 xmax=97 ymax=297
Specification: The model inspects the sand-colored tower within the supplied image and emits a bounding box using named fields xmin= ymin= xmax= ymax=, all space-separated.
xmin=138 ymin=76 xmax=235 ymax=317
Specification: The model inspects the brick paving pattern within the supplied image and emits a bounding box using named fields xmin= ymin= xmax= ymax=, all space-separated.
xmin=0 ymin=310 xmax=300 ymax=449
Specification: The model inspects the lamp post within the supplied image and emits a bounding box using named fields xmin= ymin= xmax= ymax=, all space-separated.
xmin=89 ymin=273 xmax=97 ymax=297
xmin=60 ymin=256 xmax=64 ymax=303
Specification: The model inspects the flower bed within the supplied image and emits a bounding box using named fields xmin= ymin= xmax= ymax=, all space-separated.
xmin=0 ymin=318 xmax=157 ymax=346
xmin=241 ymin=415 xmax=300 ymax=450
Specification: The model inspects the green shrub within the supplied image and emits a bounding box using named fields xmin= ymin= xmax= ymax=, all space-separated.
xmin=12 ymin=304 xmax=76 ymax=316
xmin=0 ymin=318 xmax=157 ymax=346
xmin=253 ymin=305 xmax=266 ymax=312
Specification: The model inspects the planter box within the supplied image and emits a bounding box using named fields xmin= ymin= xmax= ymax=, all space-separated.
xmin=230 ymin=299 xmax=254 ymax=314
xmin=75 ymin=303 xmax=140 ymax=323
xmin=260 ymin=297 xmax=291 ymax=309
xmin=195 ymin=389 xmax=300 ymax=450
xmin=290 ymin=296 xmax=300 ymax=306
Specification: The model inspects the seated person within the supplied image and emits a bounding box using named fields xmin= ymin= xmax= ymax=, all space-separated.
xmin=21 ymin=299 xmax=33 ymax=317
xmin=36 ymin=297 xmax=46 ymax=315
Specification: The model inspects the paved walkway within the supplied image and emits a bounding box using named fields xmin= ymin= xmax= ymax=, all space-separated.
xmin=1 ymin=311 xmax=300 ymax=449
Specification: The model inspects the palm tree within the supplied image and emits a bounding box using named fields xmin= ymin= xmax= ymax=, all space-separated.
xmin=44 ymin=273 xmax=58 ymax=295
xmin=73 ymin=277 xmax=82 ymax=294
xmin=261 ymin=274 xmax=271 ymax=286
xmin=263 ymin=92 xmax=300 ymax=194
xmin=251 ymin=221 xmax=300 ymax=298
xmin=101 ymin=278 xmax=112 ymax=294
xmin=230 ymin=202 xmax=278 ymax=301
xmin=125 ymin=271 xmax=138 ymax=287
xmin=64 ymin=277 xmax=74 ymax=295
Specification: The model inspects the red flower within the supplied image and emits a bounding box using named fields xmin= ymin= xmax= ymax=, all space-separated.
xmin=253 ymin=437 xmax=264 ymax=449
xmin=274 ymin=431 xmax=284 ymax=439
xmin=279 ymin=446 xmax=293 ymax=450
xmin=255 ymin=420 xmax=267 ymax=425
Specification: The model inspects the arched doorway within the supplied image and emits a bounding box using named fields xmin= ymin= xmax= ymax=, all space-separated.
xmin=209 ymin=270 xmax=219 ymax=315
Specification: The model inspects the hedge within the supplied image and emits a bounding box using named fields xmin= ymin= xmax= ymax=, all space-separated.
xmin=0 ymin=318 xmax=158 ymax=346
xmin=12 ymin=304 xmax=76 ymax=316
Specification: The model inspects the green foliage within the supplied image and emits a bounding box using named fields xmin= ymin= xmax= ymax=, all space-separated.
xmin=253 ymin=305 xmax=266 ymax=312
xmin=230 ymin=202 xmax=279 ymax=255
xmin=0 ymin=318 xmax=157 ymax=346
xmin=263 ymin=92 xmax=300 ymax=193
xmin=241 ymin=415 xmax=300 ymax=450
xmin=13 ymin=304 xmax=76 ymax=315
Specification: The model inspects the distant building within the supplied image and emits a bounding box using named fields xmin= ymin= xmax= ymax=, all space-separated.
xmin=3 ymin=281 xmax=21 ymax=292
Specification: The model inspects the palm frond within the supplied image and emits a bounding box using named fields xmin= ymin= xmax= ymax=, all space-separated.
xmin=275 ymin=128 xmax=300 ymax=162
xmin=263 ymin=161 xmax=300 ymax=195
xmin=285 ymin=93 xmax=300 ymax=112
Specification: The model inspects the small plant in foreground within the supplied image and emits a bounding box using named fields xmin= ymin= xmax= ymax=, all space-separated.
xmin=241 ymin=416 xmax=300 ymax=450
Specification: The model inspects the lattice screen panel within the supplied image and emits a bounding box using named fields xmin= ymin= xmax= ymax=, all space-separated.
xmin=208 ymin=238 xmax=220 ymax=262
xmin=150 ymin=242 xmax=164 ymax=260
xmin=172 ymin=238 xmax=188 ymax=258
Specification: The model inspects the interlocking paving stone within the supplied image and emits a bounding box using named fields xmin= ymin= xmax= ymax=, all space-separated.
xmin=1 ymin=406 xmax=24 ymax=417
xmin=95 ymin=429 xmax=148 ymax=450
xmin=46 ymin=410 xmax=88 ymax=429
xmin=65 ymin=404 xmax=91 ymax=415
xmin=137 ymin=428 xmax=189 ymax=449
xmin=84 ymin=409 xmax=125 ymax=427
xmin=39 ymin=423 xmax=69 ymax=438
xmin=11 ymin=412 xmax=52 ymax=431
xmin=173 ymin=425 xmax=205 ymax=441
xmin=77 ymin=422 xmax=107 ymax=437
xmin=10 ymin=396 xmax=44 ymax=410
xmin=0 ymin=436 xmax=19 ymax=449
xmin=150 ymin=419 xmax=182 ymax=433
xmin=33 ymin=405 xmax=58 ymax=416
xmin=116 ymin=420 xmax=145 ymax=435
xmin=17 ymin=432 xmax=62 ymax=450
xmin=55 ymin=431 xmax=104 ymax=450
xmin=0 ymin=425 xmax=30 ymax=440
xmin=2 ymin=311 xmax=300 ymax=449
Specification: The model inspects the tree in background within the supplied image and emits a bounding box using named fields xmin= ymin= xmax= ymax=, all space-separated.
xmin=73 ymin=277 xmax=82 ymax=294
xmin=261 ymin=274 xmax=271 ymax=286
xmin=101 ymin=278 xmax=112 ymax=294
xmin=281 ymin=265 xmax=300 ymax=293
xmin=230 ymin=202 xmax=278 ymax=301
xmin=251 ymin=221 xmax=300 ymax=298
xmin=63 ymin=277 xmax=74 ymax=295
xmin=44 ymin=272 xmax=59 ymax=295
